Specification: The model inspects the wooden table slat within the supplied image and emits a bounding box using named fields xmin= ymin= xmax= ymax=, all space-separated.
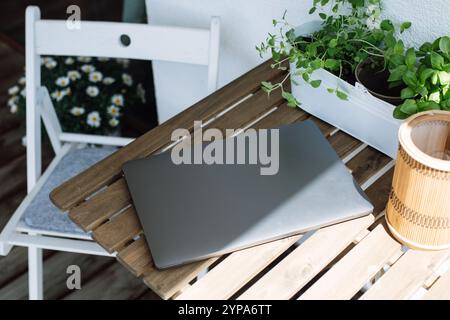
xmin=237 ymin=214 xmax=375 ymax=300
xmin=143 ymin=258 xmax=219 ymax=300
xmin=69 ymin=178 xmax=130 ymax=231
xmin=92 ymin=207 xmax=142 ymax=253
xmin=252 ymin=104 xmax=309 ymax=129
xmin=360 ymin=248 xmax=450 ymax=300
xmin=236 ymin=152 xmax=395 ymax=300
xmin=117 ymin=237 xmax=153 ymax=277
xmin=50 ymin=59 xmax=286 ymax=211
xmin=423 ymin=267 xmax=450 ymax=300
xmin=299 ymin=222 xmax=402 ymax=300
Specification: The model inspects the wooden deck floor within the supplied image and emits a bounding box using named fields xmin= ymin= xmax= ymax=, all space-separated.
xmin=0 ymin=39 xmax=160 ymax=300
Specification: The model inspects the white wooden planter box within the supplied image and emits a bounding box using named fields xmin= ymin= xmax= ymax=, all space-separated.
xmin=291 ymin=22 xmax=402 ymax=159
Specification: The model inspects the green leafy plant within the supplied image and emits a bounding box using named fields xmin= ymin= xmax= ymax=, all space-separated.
xmin=389 ymin=36 xmax=450 ymax=119
xmin=256 ymin=0 xmax=408 ymax=106
xmin=7 ymin=56 xmax=147 ymax=135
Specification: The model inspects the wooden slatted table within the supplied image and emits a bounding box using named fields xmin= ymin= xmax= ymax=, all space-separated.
xmin=50 ymin=60 xmax=450 ymax=300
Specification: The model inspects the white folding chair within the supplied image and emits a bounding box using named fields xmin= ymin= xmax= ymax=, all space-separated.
xmin=0 ymin=6 xmax=220 ymax=300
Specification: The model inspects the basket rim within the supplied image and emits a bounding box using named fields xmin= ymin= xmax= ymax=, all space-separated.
xmin=399 ymin=110 xmax=450 ymax=172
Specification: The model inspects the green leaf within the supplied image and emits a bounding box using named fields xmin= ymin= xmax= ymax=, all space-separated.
xmin=281 ymin=91 xmax=299 ymax=108
xmin=438 ymin=71 xmax=450 ymax=85
xmin=310 ymin=80 xmax=322 ymax=88
xmin=329 ymin=39 xmax=338 ymax=48
xmin=302 ymin=73 xmax=310 ymax=82
xmin=402 ymin=70 xmax=418 ymax=87
xmin=431 ymin=72 xmax=439 ymax=85
xmin=439 ymin=36 xmax=450 ymax=56
xmin=310 ymin=59 xmax=324 ymax=70
xmin=418 ymin=101 xmax=441 ymax=111
xmin=431 ymin=52 xmax=445 ymax=70
xmin=324 ymin=58 xmax=340 ymax=70
xmin=327 ymin=88 xmax=335 ymax=93
xmin=380 ymin=20 xmax=395 ymax=32
xmin=389 ymin=54 xmax=405 ymax=67
xmin=320 ymin=0 xmax=330 ymax=5
xmin=309 ymin=7 xmax=316 ymax=14
xmin=394 ymin=41 xmax=405 ymax=55
xmin=405 ymin=48 xmax=416 ymax=68
xmin=443 ymin=99 xmax=450 ymax=111
xmin=400 ymin=87 xmax=416 ymax=99
xmin=388 ymin=65 xmax=407 ymax=82
xmin=400 ymin=99 xmax=418 ymax=115
xmin=261 ymin=81 xmax=274 ymax=90
xmin=319 ymin=13 xmax=327 ymax=20
xmin=420 ymin=68 xmax=435 ymax=83
xmin=336 ymin=90 xmax=348 ymax=100
xmin=400 ymin=22 xmax=412 ymax=33
xmin=419 ymin=42 xmax=433 ymax=53
xmin=384 ymin=33 xmax=396 ymax=48
xmin=393 ymin=106 xmax=409 ymax=119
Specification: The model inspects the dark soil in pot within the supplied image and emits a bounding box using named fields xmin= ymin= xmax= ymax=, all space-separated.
xmin=355 ymin=58 xmax=404 ymax=106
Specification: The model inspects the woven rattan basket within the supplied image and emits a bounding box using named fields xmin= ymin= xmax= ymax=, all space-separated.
xmin=386 ymin=110 xmax=450 ymax=250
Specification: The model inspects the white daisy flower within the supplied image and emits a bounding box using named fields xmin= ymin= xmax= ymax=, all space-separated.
xmin=55 ymin=76 xmax=70 ymax=87
xmin=87 ymin=111 xmax=101 ymax=127
xmin=8 ymin=85 xmax=19 ymax=95
xmin=103 ymin=77 xmax=115 ymax=85
xmin=122 ymin=73 xmax=133 ymax=86
xmin=18 ymin=77 xmax=26 ymax=85
xmin=8 ymin=96 xmax=19 ymax=106
xmin=45 ymin=60 xmax=57 ymax=69
xmin=109 ymin=118 xmax=119 ymax=127
xmin=9 ymin=104 xmax=18 ymax=114
xmin=67 ymin=70 xmax=81 ymax=81
xmin=65 ymin=57 xmax=75 ymax=65
xmin=107 ymin=105 xmax=120 ymax=117
xmin=20 ymin=88 xmax=26 ymax=97
xmin=89 ymin=71 xmax=103 ymax=83
xmin=41 ymin=57 xmax=54 ymax=65
xmin=97 ymin=57 xmax=110 ymax=62
xmin=111 ymin=94 xmax=124 ymax=106
xmin=137 ymin=83 xmax=146 ymax=104
xmin=51 ymin=90 xmax=65 ymax=101
xmin=70 ymin=106 xmax=85 ymax=116
xmin=86 ymin=86 xmax=99 ymax=97
xmin=62 ymin=87 xmax=71 ymax=96
xmin=116 ymin=58 xmax=130 ymax=68
xmin=81 ymin=64 xmax=96 ymax=73
xmin=77 ymin=56 xmax=92 ymax=63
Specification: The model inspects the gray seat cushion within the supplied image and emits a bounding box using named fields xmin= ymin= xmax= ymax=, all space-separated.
xmin=21 ymin=146 xmax=116 ymax=235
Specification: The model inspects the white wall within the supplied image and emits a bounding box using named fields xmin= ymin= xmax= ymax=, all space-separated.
xmin=382 ymin=0 xmax=450 ymax=48
xmin=146 ymin=0 xmax=450 ymax=122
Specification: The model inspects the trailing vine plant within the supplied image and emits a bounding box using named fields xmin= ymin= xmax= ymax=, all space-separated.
xmin=256 ymin=0 xmax=412 ymax=110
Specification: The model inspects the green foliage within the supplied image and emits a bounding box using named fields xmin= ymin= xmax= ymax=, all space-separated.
xmin=7 ymin=56 xmax=145 ymax=135
xmin=389 ymin=36 xmax=450 ymax=119
xmin=257 ymin=0 xmax=450 ymax=120
xmin=256 ymin=0 xmax=395 ymax=104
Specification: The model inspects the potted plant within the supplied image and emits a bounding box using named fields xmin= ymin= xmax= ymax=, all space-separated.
xmin=256 ymin=0 xmax=450 ymax=159
xmin=390 ymin=37 xmax=450 ymax=119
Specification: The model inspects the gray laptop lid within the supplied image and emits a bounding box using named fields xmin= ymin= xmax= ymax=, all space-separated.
xmin=122 ymin=120 xmax=373 ymax=269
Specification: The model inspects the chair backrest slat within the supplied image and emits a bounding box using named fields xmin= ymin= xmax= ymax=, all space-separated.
xmin=35 ymin=20 xmax=210 ymax=65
